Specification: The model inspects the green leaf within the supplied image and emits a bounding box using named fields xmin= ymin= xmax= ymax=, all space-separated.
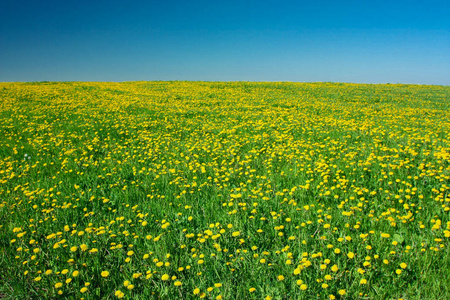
xmin=393 ymin=234 xmax=404 ymax=244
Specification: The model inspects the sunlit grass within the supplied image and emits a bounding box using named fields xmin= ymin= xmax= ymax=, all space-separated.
xmin=0 ymin=81 xmax=449 ymax=299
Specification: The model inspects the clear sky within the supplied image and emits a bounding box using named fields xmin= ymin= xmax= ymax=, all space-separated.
xmin=1 ymin=0 xmax=449 ymax=84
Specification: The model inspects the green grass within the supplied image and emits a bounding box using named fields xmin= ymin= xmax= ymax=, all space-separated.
xmin=0 ymin=81 xmax=449 ymax=299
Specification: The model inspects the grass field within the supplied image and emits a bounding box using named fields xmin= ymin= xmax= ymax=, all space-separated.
xmin=0 ymin=82 xmax=449 ymax=299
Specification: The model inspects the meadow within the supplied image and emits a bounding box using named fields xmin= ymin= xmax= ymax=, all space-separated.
xmin=0 ymin=81 xmax=449 ymax=300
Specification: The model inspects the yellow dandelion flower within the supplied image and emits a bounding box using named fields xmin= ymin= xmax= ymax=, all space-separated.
xmin=54 ymin=282 xmax=63 ymax=289
xmin=101 ymin=271 xmax=110 ymax=278
xmin=115 ymin=290 xmax=125 ymax=298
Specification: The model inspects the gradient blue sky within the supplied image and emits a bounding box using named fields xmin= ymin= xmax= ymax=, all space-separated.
xmin=1 ymin=0 xmax=449 ymax=84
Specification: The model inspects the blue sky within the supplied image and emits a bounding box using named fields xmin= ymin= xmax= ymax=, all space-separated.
xmin=1 ymin=0 xmax=449 ymax=84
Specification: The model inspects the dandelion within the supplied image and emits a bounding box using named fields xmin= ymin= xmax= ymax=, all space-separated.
xmin=115 ymin=290 xmax=125 ymax=298
xmin=55 ymin=282 xmax=63 ymax=289
xmin=161 ymin=274 xmax=170 ymax=281
xmin=101 ymin=271 xmax=110 ymax=278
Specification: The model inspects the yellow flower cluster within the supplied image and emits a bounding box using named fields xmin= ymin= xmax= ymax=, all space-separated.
xmin=1 ymin=82 xmax=449 ymax=299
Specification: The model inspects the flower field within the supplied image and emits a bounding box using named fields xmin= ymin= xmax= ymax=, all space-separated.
xmin=0 ymin=81 xmax=449 ymax=299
